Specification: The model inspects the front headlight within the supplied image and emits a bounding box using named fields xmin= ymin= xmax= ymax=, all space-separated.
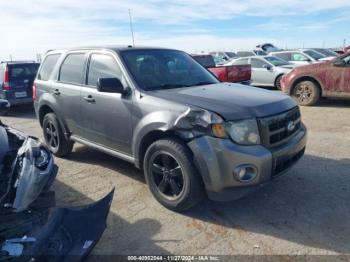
xmin=212 ymin=119 xmax=261 ymax=145
xmin=34 ymin=148 xmax=50 ymax=169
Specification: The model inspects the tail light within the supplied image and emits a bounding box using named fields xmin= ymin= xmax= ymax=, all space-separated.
xmin=3 ymin=66 xmax=10 ymax=90
xmin=32 ymin=83 xmax=37 ymax=100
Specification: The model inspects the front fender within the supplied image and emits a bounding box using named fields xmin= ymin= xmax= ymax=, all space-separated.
xmin=132 ymin=110 xmax=181 ymax=165
xmin=132 ymin=107 xmax=224 ymax=168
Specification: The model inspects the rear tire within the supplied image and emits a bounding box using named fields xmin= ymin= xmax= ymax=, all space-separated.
xmin=143 ymin=138 xmax=205 ymax=212
xmin=42 ymin=113 xmax=73 ymax=157
xmin=292 ymin=80 xmax=320 ymax=106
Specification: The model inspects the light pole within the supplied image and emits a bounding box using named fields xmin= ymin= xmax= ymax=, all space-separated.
xmin=129 ymin=9 xmax=135 ymax=46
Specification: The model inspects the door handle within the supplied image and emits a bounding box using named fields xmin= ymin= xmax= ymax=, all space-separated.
xmin=83 ymin=95 xmax=95 ymax=103
xmin=53 ymin=89 xmax=60 ymax=96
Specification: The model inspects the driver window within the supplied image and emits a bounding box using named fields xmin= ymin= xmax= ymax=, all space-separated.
xmin=87 ymin=54 xmax=122 ymax=87
xmin=250 ymin=59 xmax=266 ymax=68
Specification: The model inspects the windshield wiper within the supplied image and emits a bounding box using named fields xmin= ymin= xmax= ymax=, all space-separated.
xmin=192 ymin=81 xmax=215 ymax=86
xmin=147 ymin=84 xmax=190 ymax=90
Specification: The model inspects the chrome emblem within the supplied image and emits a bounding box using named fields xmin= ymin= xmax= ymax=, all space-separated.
xmin=287 ymin=121 xmax=295 ymax=132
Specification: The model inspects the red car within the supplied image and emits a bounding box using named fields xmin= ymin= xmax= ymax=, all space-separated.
xmin=281 ymin=53 xmax=350 ymax=105
xmin=191 ymin=54 xmax=251 ymax=84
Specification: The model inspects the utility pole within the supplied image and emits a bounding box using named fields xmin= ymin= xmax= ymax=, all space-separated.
xmin=128 ymin=9 xmax=135 ymax=46
xmin=9 ymin=55 xmax=12 ymax=61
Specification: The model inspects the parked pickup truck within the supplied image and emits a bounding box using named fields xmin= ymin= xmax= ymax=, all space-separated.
xmin=192 ymin=54 xmax=251 ymax=84
xmin=281 ymin=52 xmax=350 ymax=106
xmin=34 ymin=46 xmax=307 ymax=211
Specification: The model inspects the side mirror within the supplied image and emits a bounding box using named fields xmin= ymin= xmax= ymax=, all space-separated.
xmin=97 ymin=78 xmax=129 ymax=94
xmin=263 ymin=64 xmax=272 ymax=70
xmin=0 ymin=99 xmax=10 ymax=115
xmin=333 ymin=59 xmax=346 ymax=67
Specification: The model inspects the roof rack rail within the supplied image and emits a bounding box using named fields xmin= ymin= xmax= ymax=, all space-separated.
xmin=1 ymin=60 xmax=37 ymax=64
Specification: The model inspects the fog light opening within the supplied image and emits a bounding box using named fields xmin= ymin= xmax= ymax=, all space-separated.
xmin=233 ymin=165 xmax=258 ymax=183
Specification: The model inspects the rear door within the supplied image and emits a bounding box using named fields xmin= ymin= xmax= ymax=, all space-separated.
xmin=8 ymin=63 xmax=39 ymax=100
xmin=80 ymin=51 xmax=133 ymax=154
xmin=54 ymin=52 xmax=87 ymax=136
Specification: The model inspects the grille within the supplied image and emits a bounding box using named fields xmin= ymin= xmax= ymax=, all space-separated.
xmin=259 ymin=107 xmax=302 ymax=148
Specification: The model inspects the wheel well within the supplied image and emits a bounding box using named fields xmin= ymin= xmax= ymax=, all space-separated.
xmin=38 ymin=105 xmax=54 ymax=126
xmin=137 ymin=130 xmax=184 ymax=169
xmin=292 ymin=76 xmax=322 ymax=96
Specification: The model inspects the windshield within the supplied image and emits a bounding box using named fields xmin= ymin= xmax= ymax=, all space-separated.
xmin=313 ymin=48 xmax=337 ymax=57
xmin=264 ymin=56 xmax=290 ymax=66
xmin=303 ymin=50 xmax=326 ymax=61
xmin=226 ymin=52 xmax=237 ymax=58
xmin=254 ymin=50 xmax=267 ymax=56
xmin=120 ymin=49 xmax=219 ymax=91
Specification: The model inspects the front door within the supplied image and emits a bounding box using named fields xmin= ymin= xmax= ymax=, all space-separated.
xmin=250 ymin=58 xmax=274 ymax=86
xmin=80 ymin=52 xmax=133 ymax=154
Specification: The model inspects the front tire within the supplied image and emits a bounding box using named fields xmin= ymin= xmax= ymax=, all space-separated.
xmin=42 ymin=113 xmax=73 ymax=157
xmin=292 ymin=80 xmax=320 ymax=106
xmin=275 ymin=75 xmax=283 ymax=90
xmin=143 ymin=138 xmax=205 ymax=211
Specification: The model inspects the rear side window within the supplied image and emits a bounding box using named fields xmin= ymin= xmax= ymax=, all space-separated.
xmin=59 ymin=53 xmax=86 ymax=84
xmin=9 ymin=64 xmax=39 ymax=80
xmin=38 ymin=54 xmax=60 ymax=80
xmin=87 ymin=54 xmax=122 ymax=86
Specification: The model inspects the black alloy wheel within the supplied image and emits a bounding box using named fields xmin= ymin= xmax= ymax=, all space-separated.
xmin=150 ymin=152 xmax=184 ymax=200
xmin=44 ymin=120 xmax=59 ymax=151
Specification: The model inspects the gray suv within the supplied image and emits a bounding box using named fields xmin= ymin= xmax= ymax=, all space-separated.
xmin=34 ymin=47 xmax=307 ymax=211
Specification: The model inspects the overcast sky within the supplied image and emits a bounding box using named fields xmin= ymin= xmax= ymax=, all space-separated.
xmin=1 ymin=0 xmax=349 ymax=60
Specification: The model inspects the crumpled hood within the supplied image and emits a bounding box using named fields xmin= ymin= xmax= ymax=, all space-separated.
xmin=148 ymin=83 xmax=297 ymax=120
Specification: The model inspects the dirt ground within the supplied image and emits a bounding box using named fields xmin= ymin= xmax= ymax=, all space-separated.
xmin=2 ymin=97 xmax=350 ymax=257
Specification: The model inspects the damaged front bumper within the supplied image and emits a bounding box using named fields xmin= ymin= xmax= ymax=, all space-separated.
xmin=0 ymin=123 xmax=115 ymax=261
xmin=1 ymin=189 xmax=114 ymax=261
xmin=188 ymin=126 xmax=307 ymax=201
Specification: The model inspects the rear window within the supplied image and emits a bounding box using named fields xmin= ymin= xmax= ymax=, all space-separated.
xmin=9 ymin=63 xmax=39 ymax=80
xmin=232 ymin=58 xmax=249 ymax=65
xmin=237 ymin=51 xmax=254 ymax=57
xmin=38 ymin=54 xmax=61 ymax=81
xmin=192 ymin=55 xmax=216 ymax=68
xmin=59 ymin=53 xmax=86 ymax=84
